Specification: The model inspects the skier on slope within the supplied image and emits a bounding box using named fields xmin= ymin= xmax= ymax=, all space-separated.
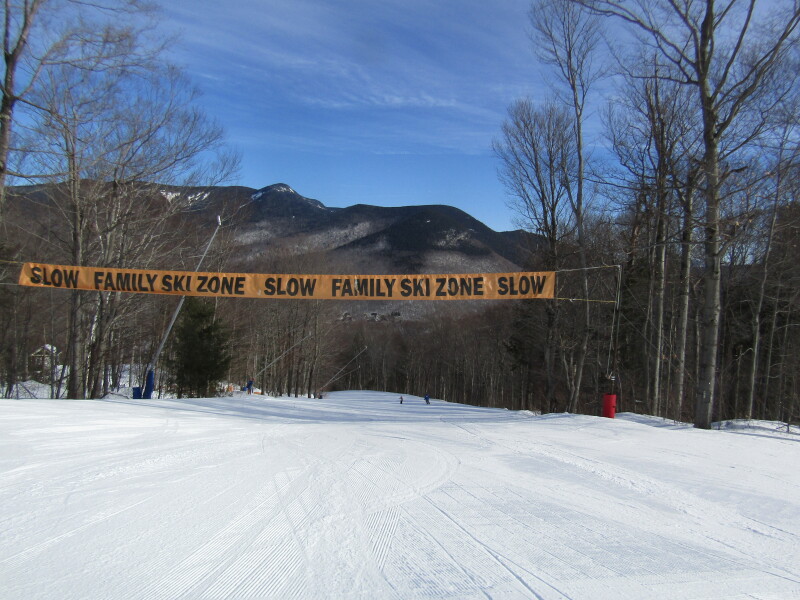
xmin=424 ymin=394 xmax=430 ymax=405
xmin=399 ymin=395 xmax=403 ymax=404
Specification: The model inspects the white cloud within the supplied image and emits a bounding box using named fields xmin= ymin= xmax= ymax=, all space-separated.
xmin=165 ymin=0 xmax=539 ymax=136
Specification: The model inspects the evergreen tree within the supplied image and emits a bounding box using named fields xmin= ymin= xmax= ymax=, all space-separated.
xmin=168 ymin=298 xmax=231 ymax=398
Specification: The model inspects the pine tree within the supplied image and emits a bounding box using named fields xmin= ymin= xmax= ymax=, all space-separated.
xmin=168 ymin=298 xmax=231 ymax=398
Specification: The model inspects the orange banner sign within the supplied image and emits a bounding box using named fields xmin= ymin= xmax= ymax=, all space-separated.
xmin=18 ymin=263 xmax=555 ymax=300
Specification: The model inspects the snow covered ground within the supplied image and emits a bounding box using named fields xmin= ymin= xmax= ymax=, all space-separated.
xmin=2 ymin=390 xmax=799 ymax=599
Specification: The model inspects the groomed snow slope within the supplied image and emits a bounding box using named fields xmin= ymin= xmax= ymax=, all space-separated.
xmin=2 ymin=391 xmax=799 ymax=599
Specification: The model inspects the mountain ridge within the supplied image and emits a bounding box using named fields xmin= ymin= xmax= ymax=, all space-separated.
xmin=196 ymin=182 xmax=540 ymax=273
xmin=8 ymin=181 xmax=541 ymax=275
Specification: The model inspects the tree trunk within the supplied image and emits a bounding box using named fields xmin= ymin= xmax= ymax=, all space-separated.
xmin=694 ymin=30 xmax=723 ymax=428
xmin=761 ymin=281 xmax=782 ymax=419
xmin=650 ymin=203 xmax=668 ymax=416
xmin=674 ymin=191 xmax=694 ymax=421
xmin=744 ymin=169 xmax=783 ymax=418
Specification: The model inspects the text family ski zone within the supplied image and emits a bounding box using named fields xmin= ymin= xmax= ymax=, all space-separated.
xmin=19 ymin=263 xmax=556 ymax=300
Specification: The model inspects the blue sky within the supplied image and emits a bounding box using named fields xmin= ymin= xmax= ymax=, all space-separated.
xmin=163 ymin=0 xmax=544 ymax=231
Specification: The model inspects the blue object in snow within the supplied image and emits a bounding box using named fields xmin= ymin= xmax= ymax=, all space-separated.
xmin=143 ymin=370 xmax=155 ymax=399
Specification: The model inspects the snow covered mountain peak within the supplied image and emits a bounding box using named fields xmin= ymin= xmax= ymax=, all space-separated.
xmin=268 ymin=183 xmax=295 ymax=194
xmin=250 ymin=183 xmax=327 ymax=211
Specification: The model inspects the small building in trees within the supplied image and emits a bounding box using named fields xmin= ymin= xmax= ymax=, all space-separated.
xmin=29 ymin=345 xmax=60 ymax=384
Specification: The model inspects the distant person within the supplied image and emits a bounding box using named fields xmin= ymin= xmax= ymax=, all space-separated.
xmin=399 ymin=395 xmax=403 ymax=404
xmin=424 ymin=394 xmax=430 ymax=405
xmin=246 ymin=378 xmax=253 ymax=394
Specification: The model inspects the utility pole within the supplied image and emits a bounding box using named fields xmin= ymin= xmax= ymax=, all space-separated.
xmin=140 ymin=216 xmax=222 ymax=399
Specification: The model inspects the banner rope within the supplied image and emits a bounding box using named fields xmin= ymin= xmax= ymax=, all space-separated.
xmin=9 ymin=261 xmax=621 ymax=303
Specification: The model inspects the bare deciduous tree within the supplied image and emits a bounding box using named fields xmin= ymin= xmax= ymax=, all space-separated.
xmin=1 ymin=0 xmax=162 ymax=221
xmin=12 ymin=8 xmax=237 ymax=399
xmin=530 ymin=0 xmax=606 ymax=412
xmin=495 ymin=99 xmax=576 ymax=410
xmin=577 ymin=0 xmax=800 ymax=427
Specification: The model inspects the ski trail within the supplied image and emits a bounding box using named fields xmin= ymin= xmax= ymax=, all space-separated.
xmin=4 ymin=393 xmax=799 ymax=599
xmin=133 ymin=468 xmax=303 ymax=599
xmin=432 ymin=420 xmax=800 ymax=598
xmin=365 ymin=507 xmax=400 ymax=570
xmin=0 ymin=496 xmax=153 ymax=568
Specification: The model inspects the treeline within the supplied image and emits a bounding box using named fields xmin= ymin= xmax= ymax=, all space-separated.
xmin=490 ymin=0 xmax=800 ymax=427
xmin=0 ymin=1 xmax=236 ymax=399
xmin=1 ymin=0 xmax=799 ymax=429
